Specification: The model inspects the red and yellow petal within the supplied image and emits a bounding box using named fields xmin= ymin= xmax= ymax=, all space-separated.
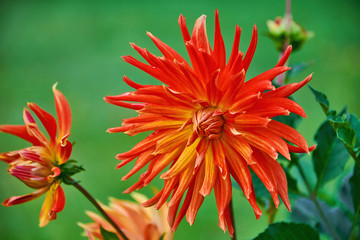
xmin=39 ymin=183 xmax=65 ymax=227
xmin=105 ymin=10 xmax=313 ymax=235
xmin=53 ymin=83 xmax=72 ymax=140
xmin=23 ymin=109 xmax=49 ymax=146
xmin=28 ymin=102 xmax=57 ymax=146
xmin=0 ymin=151 xmax=20 ymax=163
xmin=0 ymin=125 xmax=42 ymax=146
xmin=2 ymin=187 xmax=48 ymax=207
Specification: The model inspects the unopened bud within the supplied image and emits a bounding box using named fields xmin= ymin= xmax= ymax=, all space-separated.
xmin=267 ymin=16 xmax=314 ymax=52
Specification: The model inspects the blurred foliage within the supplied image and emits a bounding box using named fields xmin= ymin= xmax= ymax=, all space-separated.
xmin=0 ymin=0 xmax=359 ymax=239
xmin=253 ymin=222 xmax=319 ymax=240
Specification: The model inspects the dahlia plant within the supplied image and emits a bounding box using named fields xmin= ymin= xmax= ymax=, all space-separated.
xmin=1 ymin=2 xmax=359 ymax=240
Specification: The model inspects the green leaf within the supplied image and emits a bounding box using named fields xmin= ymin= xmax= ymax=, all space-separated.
xmin=253 ymin=222 xmax=319 ymax=240
xmin=348 ymin=114 xmax=360 ymax=154
xmin=337 ymin=125 xmax=356 ymax=149
xmin=313 ymin=121 xmax=349 ymax=190
xmin=309 ymin=86 xmax=360 ymax=167
xmin=292 ymin=198 xmax=352 ymax=239
xmin=308 ymin=86 xmax=329 ymax=114
xmin=100 ymin=226 xmax=119 ymax=240
xmin=284 ymin=167 xmax=302 ymax=201
xmin=350 ymin=166 xmax=360 ymax=214
xmin=328 ymin=113 xmax=357 ymax=151
xmin=349 ymin=167 xmax=360 ymax=240
xmin=339 ymin=174 xmax=355 ymax=213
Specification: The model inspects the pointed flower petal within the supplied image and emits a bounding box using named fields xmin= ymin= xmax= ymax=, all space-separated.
xmin=106 ymin=10 xmax=312 ymax=235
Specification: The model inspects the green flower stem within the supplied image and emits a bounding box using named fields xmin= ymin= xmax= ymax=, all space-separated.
xmin=266 ymin=200 xmax=279 ymax=224
xmin=294 ymin=160 xmax=341 ymax=240
xmin=349 ymin=207 xmax=360 ymax=240
xmin=69 ymin=177 xmax=129 ymax=240
xmin=343 ymin=145 xmax=360 ymax=170
xmin=275 ymin=0 xmax=292 ymax=85
xmin=229 ymin=198 xmax=237 ymax=240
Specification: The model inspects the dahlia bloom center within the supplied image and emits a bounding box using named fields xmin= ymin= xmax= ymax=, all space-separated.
xmin=193 ymin=108 xmax=224 ymax=139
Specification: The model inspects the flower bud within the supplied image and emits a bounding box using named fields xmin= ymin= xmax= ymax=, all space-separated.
xmin=267 ymin=16 xmax=314 ymax=52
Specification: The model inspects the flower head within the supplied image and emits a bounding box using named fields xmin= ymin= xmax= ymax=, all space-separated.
xmin=105 ymin=10 xmax=314 ymax=235
xmin=79 ymin=193 xmax=173 ymax=240
xmin=0 ymin=84 xmax=72 ymax=227
xmin=267 ymin=16 xmax=314 ymax=52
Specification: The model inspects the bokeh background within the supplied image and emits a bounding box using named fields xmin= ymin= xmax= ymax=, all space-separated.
xmin=0 ymin=0 xmax=359 ymax=239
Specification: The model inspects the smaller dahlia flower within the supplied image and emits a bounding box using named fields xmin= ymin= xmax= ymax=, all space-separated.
xmin=0 ymin=84 xmax=72 ymax=227
xmin=79 ymin=192 xmax=173 ymax=240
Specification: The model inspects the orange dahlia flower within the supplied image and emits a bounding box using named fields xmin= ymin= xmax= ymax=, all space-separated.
xmin=79 ymin=193 xmax=173 ymax=240
xmin=105 ymin=10 xmax=314 ymax=235
xmin=0 ymin=84 xmax=72 ymax=227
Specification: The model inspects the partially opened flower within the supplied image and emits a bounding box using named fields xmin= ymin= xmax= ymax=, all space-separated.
xmin=105 ymin=10 xmax=314 ymax=236
xmin=79 ymin=192 xmax=173 ymax=240
xmin=0 ymin=84 xmax=72 ymax=227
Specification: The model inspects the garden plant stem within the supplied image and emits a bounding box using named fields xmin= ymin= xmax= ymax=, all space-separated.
xmin=276 ymin=0 xmax=292 ymax=85
xmin=229 ymin=198 xmax=237 ymax=240
xmin=69 ymin=178 xmax=129 ymax=240
xmin=294 ymin=161 xmax=341 ymax=240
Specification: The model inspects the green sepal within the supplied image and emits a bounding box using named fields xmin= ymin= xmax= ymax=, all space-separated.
xmin=57 ymin=159 xmax=85 ymax=184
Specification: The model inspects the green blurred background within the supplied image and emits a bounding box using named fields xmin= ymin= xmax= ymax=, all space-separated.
xmin=0 ymin=0 xmax=359 ymax=239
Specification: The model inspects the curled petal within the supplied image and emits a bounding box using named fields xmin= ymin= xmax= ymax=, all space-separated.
xmin=264 ymin=74 xmax=313 ymax=98
xmin=2 ymin=187 xmax=48 ymax=207
xmin=53 ymin=83 xmax=72 ymax=140
xmin=0 ymin=125 xmax=41 ymax=146
xmin=243 ymin=25 xmax=258 ymax=72
xmin=275 ymin=45 xmax=292 ymax=68
xmin=23 ymin=109 xmax=48 ymax=146
xmin=39 ymin=183 xmax=65 ymax=227
xmin=58 ymin=139 xmax=73 ymax=165
xmin=161 ymin=137 xmax=200 ymax=180
xmin=287 ymin=143 xmax=316 ymax=153
xmin=0 ymin=151 xmax=20 ymax=163
xmin=28 ymin=102 xmax=57 ymax=145
xmin=191 ymin=14 xmax=211 ymax=54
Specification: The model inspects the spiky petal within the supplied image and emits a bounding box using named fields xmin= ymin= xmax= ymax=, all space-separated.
xmin=106 ymin=10 xmax=314 ymax=236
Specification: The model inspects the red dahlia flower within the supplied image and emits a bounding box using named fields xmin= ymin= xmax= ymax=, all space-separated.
xmin=105 ymin=10 xmax=314 ymax=235
xmin=0 ymin=84 xmax=72 ymax=227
